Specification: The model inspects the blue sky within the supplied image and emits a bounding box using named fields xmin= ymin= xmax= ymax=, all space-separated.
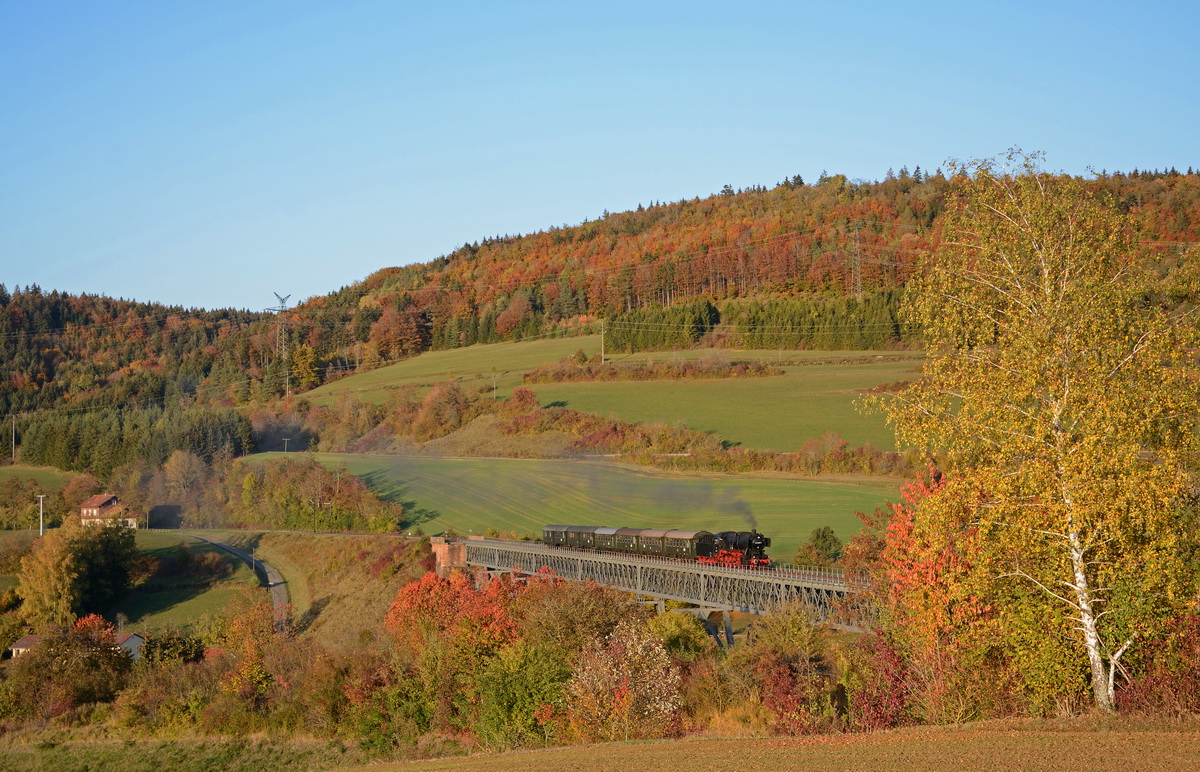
xmin=2 ymin=1 xmax=1197 ymax=311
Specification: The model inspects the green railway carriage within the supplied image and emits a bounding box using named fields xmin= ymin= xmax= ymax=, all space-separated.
xmin=542 ymin=524 xmax=772 ymax=567
xmin=614 ymin=527 xmax=641 ymax=551
xmin=543 ymin=524 xmax=715 ymax=559
xmin=543 ymin=524 xmax=569 ymax=547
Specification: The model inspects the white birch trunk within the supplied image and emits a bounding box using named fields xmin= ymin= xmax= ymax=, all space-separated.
xmin=1068 ymin=531 xmax=1115 ymax=712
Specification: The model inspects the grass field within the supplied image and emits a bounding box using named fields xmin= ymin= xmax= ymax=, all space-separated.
xmin=303 ymin=335 xmax=919 ymax=451
xmin=0 ymin=737 xmax=373 ymax=772
xmin=528 ymin=361 xmax=912 ymax=450
xmin=306 ymin=452 xmax=898 ymax=560
xmin=0 ymin=464 xmax=82 ymax=491
xmin=1 ymin=718 xmax=1198 ymax=772
xmin=0 ymin=530 xmax=260 ymax=634
xmin=113 ymin=531 xmax=259 ymax=632
xmin=199 ymin=529 xmax=312 ymax=620
xmin=305 ymin=335 xmax=604 ymax=406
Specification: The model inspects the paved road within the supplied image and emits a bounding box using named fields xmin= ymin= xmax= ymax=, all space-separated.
xmin=188 ymin=534 xmax=289 ymax=614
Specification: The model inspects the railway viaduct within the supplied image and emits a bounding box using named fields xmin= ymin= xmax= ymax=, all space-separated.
xmin=432 ymin=535 xmax=865 ymax=637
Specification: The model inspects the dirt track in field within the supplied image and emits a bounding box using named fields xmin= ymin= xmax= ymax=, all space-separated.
xmin=346 ymin=719 xmax=1200 ymax=772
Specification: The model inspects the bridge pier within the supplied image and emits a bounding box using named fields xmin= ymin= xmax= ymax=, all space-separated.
xmin=642 ymin=598 xmax=666 ymax=614
xmin=678 ymin=607 xmax=737 ymax=647
xmin=430 ymin=537 xmax=466 ymax=578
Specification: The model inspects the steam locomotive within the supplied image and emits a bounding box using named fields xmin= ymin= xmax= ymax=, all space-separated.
xmin=543 ymin=525 xmax=772 ymax=567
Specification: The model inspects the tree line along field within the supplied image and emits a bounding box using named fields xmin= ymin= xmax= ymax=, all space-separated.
xmin=0 ymin=530 xmax=255 ymax=632
xmin=304 ymin=452 xmax=899 ymax=560
xmin=304 ymin=334 xmax=920 ymax=451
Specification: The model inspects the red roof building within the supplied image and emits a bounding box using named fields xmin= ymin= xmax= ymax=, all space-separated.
xmin=79 ymin=494 xmax=139 ymax=529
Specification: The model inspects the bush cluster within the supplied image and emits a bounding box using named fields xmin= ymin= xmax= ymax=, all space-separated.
xmin=523 ymin=353 xmax=782 ymax=384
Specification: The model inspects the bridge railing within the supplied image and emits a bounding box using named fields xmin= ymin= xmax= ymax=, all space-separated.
xmin=462 ymin=539 xmax=866 ymax=590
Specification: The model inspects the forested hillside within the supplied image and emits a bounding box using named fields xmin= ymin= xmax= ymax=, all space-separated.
xmin=0 ymin=286 xmax=268 ymax=415
xmin=4 ymin=168 xmax=1198 ymax=420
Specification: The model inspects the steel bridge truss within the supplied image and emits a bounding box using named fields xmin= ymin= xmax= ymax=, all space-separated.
xmin=462 ymin=539 xmax=858 ymax=624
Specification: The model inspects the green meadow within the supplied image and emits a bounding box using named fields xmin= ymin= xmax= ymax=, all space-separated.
xmin=305 ymin=335 xmax=603 ymax=405
xmin=308 ymin=452 xmax=899 ymax=561
xmin=0 ymin=530 xmax=258 ymax=634
xmin=0 ymin=465 xmax=82 ymax=490
xmin=304 ymin=335 xmax=920 ymax=451
xmin=528 ymin=362 xmax=911 ymax=451
xmin=117 ymin=531 xmax=259 ymax=632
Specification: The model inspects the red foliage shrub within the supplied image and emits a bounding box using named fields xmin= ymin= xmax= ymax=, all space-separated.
xmin=848 ymin=632 xmax=910 ymax=730
xmin=755 ymin=648 xmax=837 ymax=734
xmin=1118 ymin=612 xmax=1200 ymax=714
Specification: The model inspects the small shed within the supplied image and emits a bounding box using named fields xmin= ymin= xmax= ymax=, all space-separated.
xmin=7 ymin=634 xmax=42 ymax=658
xmin=115 ymin=632 xmax=145 ymax=661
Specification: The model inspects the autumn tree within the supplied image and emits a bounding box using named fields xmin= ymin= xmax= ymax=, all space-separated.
xmin=882 ymin=151 xmax=1200 ymax=712
xmin=565 ymin=619 xmax=681 ymax=742
xmin=383 ymin=572 xmax=523 ymax=730
xmin=290 ymin=343 xmax=320 ymax=388
xmin=475 ymin=641 xmax=572 ymax=749
xmin=733 ymin=602 xmax=842 ymax=733
xmin=18 ymin=521 xmax=138 ymax=629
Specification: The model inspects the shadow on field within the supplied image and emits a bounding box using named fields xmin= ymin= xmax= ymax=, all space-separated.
xmin=399 ymin=502 xmax=439 ymax=531
xmin=358 ymin=470 xmax=441 ymax=532
xmin=149 ymin=504 xmax=184 ymax=528
xmin=359 ymin=470 xmax=408 ymax=501
xmin=112 ymin=537 xmax=250 ymax=625
xmin=296 ymin=595 xmax=331 ymax=632
xmin=114 ymin=585 xmax=212 ymax=626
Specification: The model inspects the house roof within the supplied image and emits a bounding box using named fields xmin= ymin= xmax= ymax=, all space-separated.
xmin=80 ymin=493 xmax=118 ymax=509
xmin=10 ymin=634 xmax=42 ymax=650
xmin=8 ymin=632 xmax=143 ymax=652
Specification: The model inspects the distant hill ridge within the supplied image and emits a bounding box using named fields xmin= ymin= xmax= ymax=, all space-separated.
xmin=3 ymin=168 xmax=1197 ymax=417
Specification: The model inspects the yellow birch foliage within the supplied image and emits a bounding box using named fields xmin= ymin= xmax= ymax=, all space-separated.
xmin=879 ymin=150 xmax=1200 ymax=712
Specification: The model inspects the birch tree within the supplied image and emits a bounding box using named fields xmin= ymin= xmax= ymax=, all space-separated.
xmin=883 ymin=151 xmax=1199 ymax=712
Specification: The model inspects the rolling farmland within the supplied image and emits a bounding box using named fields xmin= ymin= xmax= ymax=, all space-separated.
xmin=307 ymin=452 xmax=899 ymax=560
xmin=304 ymin=335 xmax=920 ymax=451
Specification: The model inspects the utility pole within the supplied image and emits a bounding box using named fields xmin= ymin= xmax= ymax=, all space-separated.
xmin=36 ymin=494 xmax=45 ymax=536
xmin=282 ymin=437 xmax=290 ymax=453
xmin=308 ymin=499 xmax=330 ymax=533
xmin=270 ymin=292 xmax=292 ymax=397
xmin=10 ymin=414 xmax=14 ymax=463
xmin=600 ymin=319 xmax=606 ymax=363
